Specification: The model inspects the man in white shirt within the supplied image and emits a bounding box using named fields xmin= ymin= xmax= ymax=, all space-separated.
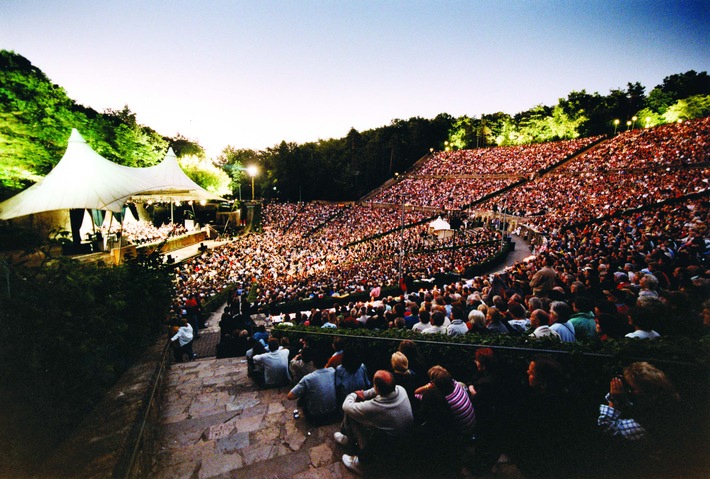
xmin=529 ymin=309 xmax=561 ymax=340
xmin=625 ymin=306 xmax=660 ymax=339
xmin=253 ymin=338 xmax=291 ymax=387
xmin=171 ymin=319 xmax=195 ymax=362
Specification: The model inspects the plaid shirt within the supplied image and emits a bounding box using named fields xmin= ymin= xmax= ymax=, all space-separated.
xmin=598 ymin=394 xmax=647 ymax=440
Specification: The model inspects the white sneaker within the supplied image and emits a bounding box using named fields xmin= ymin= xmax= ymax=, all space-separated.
xmin=342 ymin=454 xmax=362 ymax=475
xmin=333 ymin=431 xmax=350 ymax=446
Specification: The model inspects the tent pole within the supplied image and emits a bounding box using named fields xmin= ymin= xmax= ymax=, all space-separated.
xmin=171 ymin=201 xmax=174 ymax=225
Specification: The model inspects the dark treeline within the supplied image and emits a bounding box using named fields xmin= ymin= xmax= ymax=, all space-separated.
xmin=2 ymin=49 xmax=709 ymax=202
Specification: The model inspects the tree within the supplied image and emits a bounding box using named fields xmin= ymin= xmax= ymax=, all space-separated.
xmin=448 ymin=115 xmax=477 ymax=150
xmin=169 ymin=134 xmax=205 ymax=159
xmin=646 ymin=70 xmax=710 ymax=113
xmin=216 ymin=147 xmax=260 ymax=198
xmin=662 ymin=95 xmax=710 ymax=123
xmin=178 ymin=155 xmax=230 ymax=195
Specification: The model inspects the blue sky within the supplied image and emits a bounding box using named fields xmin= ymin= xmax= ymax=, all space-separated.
xmin=2 ymin=1 xmax=708 ymax=156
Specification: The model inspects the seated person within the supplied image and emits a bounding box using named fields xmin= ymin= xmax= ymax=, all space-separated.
xmin=625 ymin=306 xmax=661 ymax=339
xmin=287 ymin=348 xmax=338 ymax=424
xmin=335 ymin=370 xmax=414 ymax=474
xmin=597 ymin=361 xmax=681 ymax=476
xmin=289 ymin=345 xmax=316 ymax=385
xmin=414 ymin=365 xmax=476 ymax=440
xmin=253 ymin=338 xmax=291 ymax=388
xmin=335 ymin=347 xmax=371 ymax=405
xmin=391 ymin=351 xmax=419 ymax=409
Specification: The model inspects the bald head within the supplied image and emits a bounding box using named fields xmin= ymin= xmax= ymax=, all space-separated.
xmin=373 ymin=370 xmax=396 ymax=396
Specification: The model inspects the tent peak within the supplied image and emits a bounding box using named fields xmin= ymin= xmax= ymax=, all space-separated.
xmin=166 ymin=147 xmax=176 ymax=156
xmin=68 ymin=128 xmax=86 ymax=143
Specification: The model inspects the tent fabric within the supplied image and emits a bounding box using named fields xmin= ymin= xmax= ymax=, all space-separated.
xmin=133 ymin=148 xmax=225 ymax=203
xmin=0 ymin=129 xmax=225 ymax=220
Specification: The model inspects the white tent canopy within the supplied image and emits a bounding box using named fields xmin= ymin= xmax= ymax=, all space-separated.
xmin=0 ymin=129 xmax=225 ymax=220
xmin=133 ymin=148 xmax=224 ymax=203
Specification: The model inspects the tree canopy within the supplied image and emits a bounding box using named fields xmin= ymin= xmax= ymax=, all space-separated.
xmin=1 ymin=49 xmax=708 ymax=203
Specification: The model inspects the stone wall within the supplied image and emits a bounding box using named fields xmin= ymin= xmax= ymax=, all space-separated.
xmin=40 ymin=340 xmax=170 ymax=479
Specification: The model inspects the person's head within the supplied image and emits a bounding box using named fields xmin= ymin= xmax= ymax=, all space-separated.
xmin=391 ymin=351 xmax=409 ymax=374
xmin=431 ymin=310 xmax=445 ymax=327
xmin=418 ymin=310 xmax=431 ymax=324
xmin=622 ymin=362 xmax=679 ymax=406
xmin=373 ymin=370 xmax=396 ymax=396
xmin=573 ymin=296 xmax=593 ymax=313
xmin=527 ymin=296 xmax=542 ymax=312
xmin=468 ymin=309 xmax=485 ymax=327
xmin=595 ymin=299 xmax=617 ymax=316
xmin=527 ymin=356 xmax=562 ymax=392
xmin=428 ymin=365 xmax=454 ymax=395
xmin=530 ymin=309 xmax=550 ymax=328
xmin=300 ymin=346 xmax=314 ymax=364
xmin=332 ymin=336 xmax=345 ymax=352
xmin=628 ymin=305 xmax=656 ymax=332
xmin=640 ymin=274 xmax=659 ymax=291
xmin=474 ymin=347 xmax=496 ymax=373
xmin=268 ymin=337 xmax=280 ymax=352
xmin=486 ymin=307 xmax=503 ymax=324
xmin=341 ymin=347 xmax=363 ymax=374
xmin=508 ymin=302 xmax=526 ymax=320
xmin=549 ymin=301 xmax=571 ymax=323
xmin=252 ymin=340 xmax=267 ymax=355
xmin=313 ymin=347 xmax=332 ymax=369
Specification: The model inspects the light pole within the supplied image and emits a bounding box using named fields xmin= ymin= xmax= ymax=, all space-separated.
xmin=613 ymin=119 xmax=620 ymax=135
xmin=632 ymin=116 xmax=638 ymax=129
xmin=246 ymin=165 xmax=258 ymax=201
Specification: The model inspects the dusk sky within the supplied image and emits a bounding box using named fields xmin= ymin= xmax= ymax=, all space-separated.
xmin=2 ymin=1 xmax=708 ymax=157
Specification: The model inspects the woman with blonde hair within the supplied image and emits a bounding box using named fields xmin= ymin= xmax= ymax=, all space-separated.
xmin=391 ymin=351 xmax=418 ymax=408
xmin=599 ymin=361 xmax=679 ymax=441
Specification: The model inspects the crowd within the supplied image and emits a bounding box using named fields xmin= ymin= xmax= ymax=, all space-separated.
xmin=166 ymin=119 xmax=709 ymax=476
xmin=416 ymin=136 xmax=601 ymax=176
xmin=224 ymin=308 xmax=696 ymax=476
xmin=561 ymin=117 xmax=710 ymax=172
xmin=366 ymin=177 xmax=516 ymax=210
xmin=482 ymin=166 xmax=709 ymax=232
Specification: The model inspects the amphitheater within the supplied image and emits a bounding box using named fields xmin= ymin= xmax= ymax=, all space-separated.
xmin=31 ymin=117 xmax=710 ymax=478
